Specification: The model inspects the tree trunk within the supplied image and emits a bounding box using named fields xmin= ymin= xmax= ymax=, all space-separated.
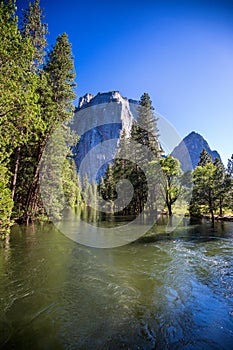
xmin=210 ymin=208 xmax=215 ymax=226
xmin=219 ymin=197 xmax=223 ymax=217
xmin=168 ymin=203 xmax=172 ymax=217
xmin=24 ymin=143 xmax=44 ymax=223
xmin=24 ymin=126 xmax=59 ymax=223
xmin=166 ymin=190 xmax=172 ymax=217
xmin=208 ymin=191 xmax=215 ymax=226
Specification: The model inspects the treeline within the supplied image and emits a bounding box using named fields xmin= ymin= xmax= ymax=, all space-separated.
xmin=190 ymin=150 xmax=233 ymax=223
xmin=98 ymin=93 xmax=192 ymax=220
xmin=99 ymin=94 xmax=233 ymax=224
xmin=0 ymin=0 xmax=81 ymax=237
xmin=1 ymin=1 xmax=233 ymax=239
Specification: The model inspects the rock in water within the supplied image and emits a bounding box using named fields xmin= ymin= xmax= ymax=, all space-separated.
xmin=71 ymin=91 xmax=138 ymax=182
xmin=171 ymin=131 xmax=221 ymax=171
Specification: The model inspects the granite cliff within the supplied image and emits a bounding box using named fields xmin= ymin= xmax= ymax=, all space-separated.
xmin=71 ymin=91 xmax=138 ymax=181
xmin=71 ymin=93 xmax=220 ymax=179
xmin=171 ymin=131 xmax=221 ymax=171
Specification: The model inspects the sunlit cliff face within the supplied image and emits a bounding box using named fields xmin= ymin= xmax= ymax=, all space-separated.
xmin=72 ymin=91 xmax=138 ymax=182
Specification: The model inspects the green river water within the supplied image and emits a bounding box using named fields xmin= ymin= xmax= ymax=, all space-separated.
xmin=1 ymin=220 xmax=233 ymax=349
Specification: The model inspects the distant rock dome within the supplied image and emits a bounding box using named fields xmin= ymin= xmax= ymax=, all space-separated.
xmin=171 ymin=131 xmax=221 ymax=171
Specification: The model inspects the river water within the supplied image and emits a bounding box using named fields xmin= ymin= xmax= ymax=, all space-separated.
xmin=1 ymin=221 xmax=233 ymax=349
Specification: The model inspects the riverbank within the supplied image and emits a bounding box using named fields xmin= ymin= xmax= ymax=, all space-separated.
xmin=215 ymin=215 xmax=233 ymax=221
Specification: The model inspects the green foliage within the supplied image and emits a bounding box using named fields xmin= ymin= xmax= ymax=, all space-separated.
xmin=45 ymin=33 xmax=76 ymax=126
xmin=0 ymin=0 xmax=79 ymax=235
xmin=100 ymin=94 xmax=182 ymax=218
xmin=190 ymin=154 xmax=231 ymax=223
xmin=24 ymin=26 xmax=76 ymax=223
xmin=159 ymin=156 xmax=183 ymax=216
xmin=191 ymin=163 xmax=216 ymax=223
xmin=40 ymin=130 xmax=65 ymax=221
xmin=21 ymin=0 xmax=48 ymax=72
xmin=0 ymin=0 xmax=42 ymax=233
xmin=126 ymin=93 xmax=160 ymax=215
xmin=0 ymin=0 xmax=41 ymax=157
xmin=0 ymin=164 xmax=13 ymax=237
xmin=133 ymin=92 xmax=161 ymax=160
xmin=80 ymin=174 xmax=98 ymax=212
xmin=198 ymin=148 xmax=212 ymax=166
xmin=40 ymin=125 xmax=79 ymax=221
xmin=213 ymin=158 xmax=231 ymax=215
xmin=1 ymin=0 xmax=232 ymax=235
xmin=227 ymin=155 xmax=233 ymax=178
xmin=102 ymin=164 xmax=116 ymax=201
xmin=81 ymin=174 xmax=91 ymax=206
xmin=62 ymin=160 xmax=82 ymax=208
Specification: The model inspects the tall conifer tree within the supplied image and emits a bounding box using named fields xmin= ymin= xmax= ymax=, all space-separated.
xmin=21 ymin=0 xmax=48 ymax=72
xmin=0 ymin=0 xmax=40 ymax=229
xmin=24 ymin=33 xmax=76 ymax=222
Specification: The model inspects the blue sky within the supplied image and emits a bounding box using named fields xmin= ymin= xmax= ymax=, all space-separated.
xmin=17 ymin=0 xmax=233 ymax=165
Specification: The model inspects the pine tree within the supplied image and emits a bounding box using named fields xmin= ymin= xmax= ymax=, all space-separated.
xmin=100 ymin=94 xmax=161 ymax=217
xmin=10 ymin=0 xmax=49 ymax=221
xmin=226 ymin=155 xmax=233 ymax=211
xmin=0 ymin=1 xmax=79 ymax=232
xmin=135 ymin=92 xmax=160 ymax=159
xmin=103 ymin=163 xmax=116 ymax=212
xmin=0 ymin=0 xmax=41 ymax=229
xmin=62 ymin=158 xmax=81 ymax=208
xmin=91 ymin=180 xmax=98 ymax=209
xmin=198 ymin=148 xmax=212 ymax=166
xmin=190 ymin=155 xmax=229 ymax=224
xmin=128 ymin=93 xmax=161 ymax=215
xmin=24 ymin=32 xmax=76 ymax=222
xmin=112 ymin=129 xmax=133 ymax=214
xmin=75 ymin=174 xmax=82 ymax=206
xmin=21 ymin=0 xmax=48 ymax=72
xmin=213 ymin=158 xmax=230 ymax=216
xmin=39 ymin=127 xmax=66 ymax=221
xmin=98 ymin=176 xmax=106 ymax=201
xmin=45 ymin=33 xmax=76 ymax=124
xmin=146 ymin=159 xmax=162 ymax=218
xmin=227 ymin=155 xmax=233 ymax=178
xmin=82 ymin=174 xmax=90 ymax=205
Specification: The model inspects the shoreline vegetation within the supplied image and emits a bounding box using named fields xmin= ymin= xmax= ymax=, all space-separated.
xmin=1 ymin=0 xmax=233 ymax=239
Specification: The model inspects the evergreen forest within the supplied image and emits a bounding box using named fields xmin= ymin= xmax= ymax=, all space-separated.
xmin=1 ymin=0 xmax=233 ymax=239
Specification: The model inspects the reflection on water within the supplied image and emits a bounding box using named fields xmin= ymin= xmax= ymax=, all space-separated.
xmin=0 ymin=221 xmax=233 ymax=349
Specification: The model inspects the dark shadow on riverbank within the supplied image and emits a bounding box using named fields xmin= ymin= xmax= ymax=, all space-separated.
xmin=135 ymin=219 xmax=233 ymax=245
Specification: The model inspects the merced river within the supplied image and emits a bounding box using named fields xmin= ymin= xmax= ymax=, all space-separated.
xmin=1 ymin=220 xmax=233 ymax=349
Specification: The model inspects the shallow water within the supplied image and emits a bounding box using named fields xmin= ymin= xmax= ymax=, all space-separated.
xmin=1 ymin=221 xmax=233 ymax=349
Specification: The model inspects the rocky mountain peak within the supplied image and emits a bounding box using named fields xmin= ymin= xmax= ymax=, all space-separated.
xmin=72 ymin=91 xmax=138 ymax=181
xmin=77 ymin=91 xmax=138 ymax=111
xmin=78 ymin=93 xmax=94 ymax=109
xmin=171 ymin=131 xmax=221 ymax=171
